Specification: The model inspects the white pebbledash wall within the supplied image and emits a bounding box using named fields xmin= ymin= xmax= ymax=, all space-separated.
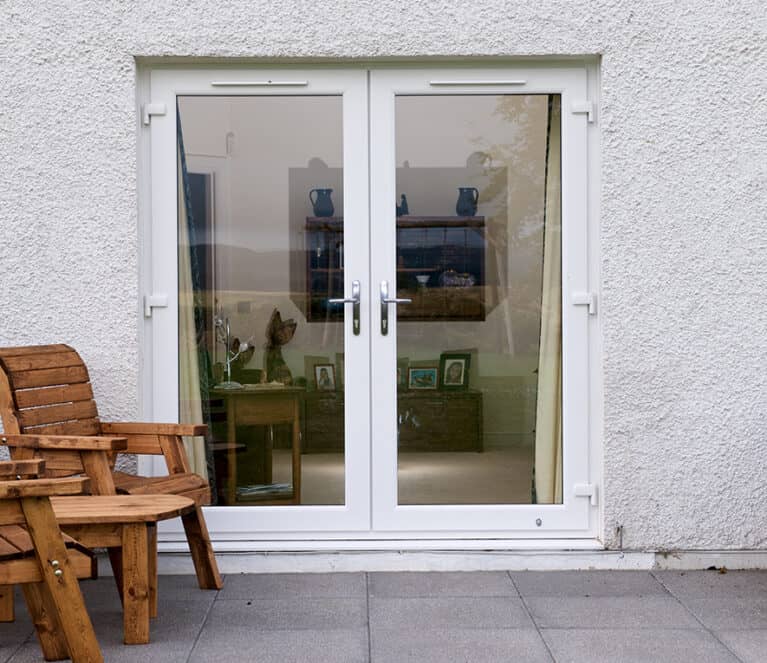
xmin=1 ymin=1 xmax=766 ymax=553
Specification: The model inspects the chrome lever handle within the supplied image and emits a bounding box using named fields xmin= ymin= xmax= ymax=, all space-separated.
xmin=380 ymin=280 xmax=411 ymax=336
xmin=328 ymin=280 xmax=361 ymax=335
xmin=383 ymin=296 xmax=413 ymax=304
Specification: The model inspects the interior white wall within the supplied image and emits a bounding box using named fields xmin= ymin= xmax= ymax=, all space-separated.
xmin=1 ymin=0 xmax=765 ymax=551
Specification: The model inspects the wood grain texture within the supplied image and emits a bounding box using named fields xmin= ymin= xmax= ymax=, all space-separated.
xmin=14 ymin=382 xmax=95 ymax=409
xmin=21 ymin=496 xmax=102 ymax=662
xmin=0 ymin=459 xmax=44 ymax=477
xmin=158 ymin=435 xmax=192 ymax=474
xmin=0 ymin=584 xmax=13 ymax=621
xmin=51 ymin=495 xmax=194 ymax=524
xmin=1 ymin=350 xmax=84 ymax=372
xmin=121 ymin=523 xmax=149 ymax=644
xmin=9 ymin=365 xmax=91 ymax=390
xmin=181 ymin=505 xmax=223 ymax=589
xmin=2 ymin=434 xmax=127 ymax=451
xmin=0 ymin=477 xmax=89 ymax=500
xmin=0 ymin=344 xmax=71 ymax=358
xmin=100 ymin=422 xmax=208 ymax=436
xmin=17 ymin=400 xmax=99 ymax=428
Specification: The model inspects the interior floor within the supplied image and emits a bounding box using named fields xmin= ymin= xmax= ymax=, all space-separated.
xmin=268 ymin=447 xmax=534 ymax=505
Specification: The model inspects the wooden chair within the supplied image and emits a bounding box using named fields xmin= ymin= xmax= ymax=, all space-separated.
xmin=0 ymin=344 xmax=222 ymax=624
xmin=0 ymin=459 xmax=102 ymax=662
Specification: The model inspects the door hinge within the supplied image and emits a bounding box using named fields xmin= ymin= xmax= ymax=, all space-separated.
xmin=571 ymin=100 xmax=596 ymax=123
xmin=574 ymin=483 xmax=599 ymax=506
xmin=143 ymin=294 xmax=168 ymax=318
xmin=142 ymin=103 xmax=167 ymax=126
xmin=571 ymin=291 xmax=598 ymax=315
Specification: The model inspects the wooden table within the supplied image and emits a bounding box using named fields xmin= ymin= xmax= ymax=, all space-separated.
xmin=51 ymin=494 xmax=194 ymax=645
xmin=212 ymin=387 xmax=303 ymax=505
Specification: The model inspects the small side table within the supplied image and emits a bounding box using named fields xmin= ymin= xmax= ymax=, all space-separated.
xmin=212 ymin=387 xmax=303 ymax=505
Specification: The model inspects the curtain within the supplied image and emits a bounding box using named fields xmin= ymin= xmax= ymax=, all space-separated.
xmin=533 ymin=96 xmax=563 ymax=504
xmin=177 ymin=109 xmax=211 ymax=481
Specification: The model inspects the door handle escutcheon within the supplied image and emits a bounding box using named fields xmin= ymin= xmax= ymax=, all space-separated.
xmin=380 ymin=280 xmax=411 ymax=336
xmin=328 ymin=280 xmax=361 ymax=335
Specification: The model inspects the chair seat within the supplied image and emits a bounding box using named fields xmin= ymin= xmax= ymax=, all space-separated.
xmin=112 ymin=471 xmax=211 ymax=506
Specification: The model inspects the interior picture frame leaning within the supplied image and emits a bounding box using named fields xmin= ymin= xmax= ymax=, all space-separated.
xmin=439 ymin=352 xmax=471 ymax=390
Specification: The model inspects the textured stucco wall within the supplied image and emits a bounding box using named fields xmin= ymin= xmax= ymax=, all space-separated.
xmin=1 ymin=1 xmax=766 ymax=550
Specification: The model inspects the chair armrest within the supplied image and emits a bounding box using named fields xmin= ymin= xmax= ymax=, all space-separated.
xmin=1 ymin=434 xmax=128 ymax=452
xmin=100 ymin=422 xmax=208 ymax=437
xmin=0 ymin=476 xmax=90 ymax=499
xmin=0 ymin=459 xmax=45 ymax=478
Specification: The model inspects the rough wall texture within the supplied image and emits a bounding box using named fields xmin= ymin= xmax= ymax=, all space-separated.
xmin=1 ymin=1 xmax=765 ymax=549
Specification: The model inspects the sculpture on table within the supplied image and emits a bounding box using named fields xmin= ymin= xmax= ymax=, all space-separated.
xmin=214 ymin=314 xmax=253 ymax=389
xmin=264 ymin=308 xmax=297 ymax=385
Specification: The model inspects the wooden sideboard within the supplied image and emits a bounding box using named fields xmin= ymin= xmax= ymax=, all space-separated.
xmin=302 ymin=389 xmax=483 ymax=453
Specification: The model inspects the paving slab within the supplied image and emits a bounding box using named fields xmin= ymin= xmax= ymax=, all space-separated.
xmin=716 ymin=629 xmax=767 ymax=663
xmin=218 ymin=572 xmax=366 ymax=599
xmin=204 ymin=597 xmax=368 ymax=630
xmin=683 ymin=597 xmax=767 ymax=630
xmin=527 ymin=596 xmax=701 ymax=629
xmin=369 ymin=596 xmax=532 ymax=630
xmin=654 ymin=570 xmax=767 ymax=599
xmin=6 ymin=599 xmax=211 ymax=663
xmin=541 ymin=628 xmax=740 ymax=663
xmin=369 ymin=571 xmax=518 ymax=597
xmin=370 ymin=627 xmax=552 ymax=663
xmin=190 ymin=628 xmax=370 ymax=663
xmin=79 ymin=575 xmax=218 ymax=607
xmin=511 ymin=571 xmax=667 ymax=597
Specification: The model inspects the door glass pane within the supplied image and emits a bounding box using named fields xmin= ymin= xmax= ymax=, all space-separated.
xmin=394 ymin=94 xmax=562 ymax=505
xmin=177 ymin=95 xmax=345 ymax=506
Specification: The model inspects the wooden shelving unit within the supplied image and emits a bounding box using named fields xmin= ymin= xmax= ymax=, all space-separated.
xmin=298 ymin=215 xmax=486 ymax=322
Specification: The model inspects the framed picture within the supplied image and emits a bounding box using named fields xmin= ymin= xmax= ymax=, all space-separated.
xmin=304 ymin=354 xmax=329 ymax=389
xmin=439 ymin=353 xmax=471 ymax=390
xmin=397 ymin=357 xmax=409 ymax=388
xmin=408 ymin=366 xmax=438 ymax=390
xmin=314 ymin=364 xmax=336 ymax=391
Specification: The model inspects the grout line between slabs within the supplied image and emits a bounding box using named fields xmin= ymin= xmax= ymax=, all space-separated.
xmin=184 ymin=580 xmax=222 ymax=663
xmin=365 ymin=572 xmax=373 ymax=663
xmin=649 ymin=570 xmax=747 ymax=663
xmin=507 ymin=571 xmax=556 ymax=662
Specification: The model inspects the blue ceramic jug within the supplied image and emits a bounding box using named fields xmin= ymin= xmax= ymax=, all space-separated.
xmin=456 ymin=187 xmax=479 ymax=216
xmin=310 ymin=188 xmax=334 ymax=217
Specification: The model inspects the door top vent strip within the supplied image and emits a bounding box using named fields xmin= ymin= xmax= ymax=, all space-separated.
xmin=429 ymin=80 xmax=526 ymax=86
xmin=210 ymin=80 xmax=309 ymax=87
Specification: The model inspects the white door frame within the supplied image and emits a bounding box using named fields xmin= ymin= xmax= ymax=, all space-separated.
xmin=141 ymin=62 xmax=602 ymax=547
xmin=147 ymin=68 xmax=371 ymax=534
xmin=369 ymin=66 xmax=594 ymax=536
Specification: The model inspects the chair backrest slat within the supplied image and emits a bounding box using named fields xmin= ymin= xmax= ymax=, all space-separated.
xmin=8 ymin=365 xmax=91 ymax=390
xmin=15 ymin=383 xmax=94 ymax=409
xmin=0 ymin=345 xmax=102 ymax=477
xmin=17 ymin=400 xmax=99 ymax=429
xmin=0 ymin=349 xmax=84 ymax=373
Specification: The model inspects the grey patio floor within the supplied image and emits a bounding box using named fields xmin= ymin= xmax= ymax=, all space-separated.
xmin=2 ymin=570 xmax=767 ymax=662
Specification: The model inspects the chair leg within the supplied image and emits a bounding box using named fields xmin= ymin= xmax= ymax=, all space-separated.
xmin=0 ymin=584 xmax=14 ymax=622
xmin=148 ymin=524 xmax=158 ymax=618
xmin=21 ymin=582 xmax=70 ymax=662
xmin=21 ymin=497 xmax=103 ymax=663
xmin=107 ymin=546 xmax=124 ymax=605
xmin=121 ymin=524 xmax=150 ymax=645
xmin=181 ymin=505 xmax=223 ymax=589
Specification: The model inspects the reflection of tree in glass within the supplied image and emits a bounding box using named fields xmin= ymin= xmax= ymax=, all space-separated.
xmin=468 ymin=95 xmax=560 ymax=356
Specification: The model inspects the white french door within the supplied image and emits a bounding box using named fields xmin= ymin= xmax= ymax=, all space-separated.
xmin=146 ymin=65 xmax=597 ymax=543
